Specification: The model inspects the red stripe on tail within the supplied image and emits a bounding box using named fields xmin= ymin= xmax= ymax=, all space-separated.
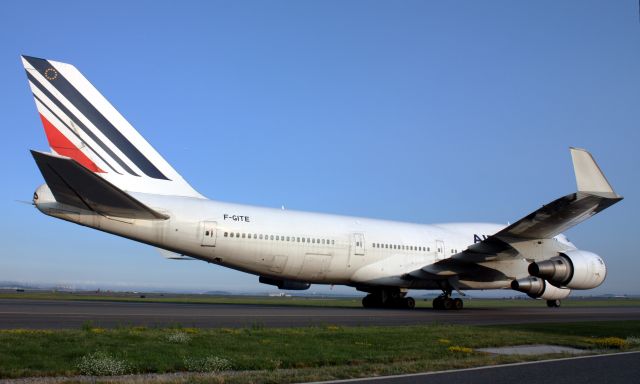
xmin=39 ymin=113 xmax=104 ymax=173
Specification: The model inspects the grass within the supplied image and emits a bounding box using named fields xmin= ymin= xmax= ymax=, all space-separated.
xmin=0 ymin=321 xmax=639 ymax=381
xmin=2 ymin=291 xmax=639 ymax=308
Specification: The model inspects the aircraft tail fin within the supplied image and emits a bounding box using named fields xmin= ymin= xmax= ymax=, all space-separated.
xmin=22 ymin=55 xmax=202 ymax=198
xmin=31 ymin=150 xmax=168 ymax=220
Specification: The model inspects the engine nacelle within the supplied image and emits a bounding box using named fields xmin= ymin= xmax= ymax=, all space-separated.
xmin=511 ymin=277 xmax=571 ymax=300
xmin=259 ymin=276 xmax=311 ymax=290
xmin=528 ymin=250 xmax=606 ymax=290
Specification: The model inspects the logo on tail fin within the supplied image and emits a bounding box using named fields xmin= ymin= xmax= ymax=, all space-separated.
xmin=44 ymin=68 xmax=58 ymax=80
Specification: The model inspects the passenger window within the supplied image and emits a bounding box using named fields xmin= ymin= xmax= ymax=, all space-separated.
xmin=427 ymin=247 xmax=430 ymax=252
xmin=302 ymin=238 xmax=306 ymax=243
xmin=307 ymin=238 xmax=310 ymax=243
xmin=224 ymin=232 xmax=228 ymax=237
xmin=270 ymin=235 xmax=274 ymax=240
xmin=331 ymin=240 xmax=335 ymax=245
xmin=297 ymin=237 xmax=301 ymax=242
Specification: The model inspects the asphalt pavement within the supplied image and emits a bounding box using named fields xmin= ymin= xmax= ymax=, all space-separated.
xmin=1 ymin=298 xmax=639 ymax=329
xmin=311 ymin=352 xmax=640 ymax=384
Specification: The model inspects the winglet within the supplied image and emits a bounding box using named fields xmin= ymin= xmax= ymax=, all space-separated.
xmin=570 ymin=148 xmax=617 ymax=196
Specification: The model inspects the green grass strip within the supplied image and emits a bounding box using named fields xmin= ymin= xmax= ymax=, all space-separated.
xmin=0 ymin=321 xmax=639 ymax=379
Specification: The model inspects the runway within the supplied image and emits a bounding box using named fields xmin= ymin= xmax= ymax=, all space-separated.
xmin=1 ymin=299 xmax=639 ymax=329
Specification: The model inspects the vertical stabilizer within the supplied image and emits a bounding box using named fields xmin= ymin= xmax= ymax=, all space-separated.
xmin=22 ymin=55 xmax=203 ymax=198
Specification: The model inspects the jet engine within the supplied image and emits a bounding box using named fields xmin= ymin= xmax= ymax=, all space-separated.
xmin=528 ymin=250 xmax=606 ymax=290
xmin=511 ymin=277 xmax=571 ymax=300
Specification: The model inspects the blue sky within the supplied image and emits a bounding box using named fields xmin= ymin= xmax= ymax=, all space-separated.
xmin=1 ymin=1 xmax=638 ymax=295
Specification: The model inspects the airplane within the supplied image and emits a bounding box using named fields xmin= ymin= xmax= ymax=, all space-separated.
xmin=21 ymin=55 xmax=623 ymax=310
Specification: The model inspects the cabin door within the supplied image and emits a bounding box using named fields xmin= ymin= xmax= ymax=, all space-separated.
xmin=351 ymin=233 xmax=365 ymax=256
xmin=201 ymin=221 xmax=218 ymax=247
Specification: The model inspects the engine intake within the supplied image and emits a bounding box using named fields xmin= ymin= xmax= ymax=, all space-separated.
xmin=511 ymin=277 xmax=571 ymax=300
xmin=528 ymin=250 xmax=606 ymax=290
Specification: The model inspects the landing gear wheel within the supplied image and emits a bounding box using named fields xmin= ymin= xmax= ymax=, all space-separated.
xmin=362 ymin=290 xmax=415 ymax=309
xmin=433 ymin=295 xmax=464 ymax=310
xmin=443 ymin=298 xmax=454 ymax=310
xmin=546 ymin=300 xmax=561 ymax=308
xmin=404 ymin=297 xmax=416 ymax=309
xmin=362 ymin=294 xmax=377 ymax=308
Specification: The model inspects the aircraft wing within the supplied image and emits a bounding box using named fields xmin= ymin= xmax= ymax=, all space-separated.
xmin=417 ymin=148 xmax=623 ymax=275
xmin=31 ymin=150 xmax=169 ymax=220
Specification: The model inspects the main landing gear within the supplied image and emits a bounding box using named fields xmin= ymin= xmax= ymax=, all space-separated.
xmin=432 ymin=286 xmax=464 ymax=310
xmin=432 ymin=295 xmax=463 ymax=310
xmin=361 ymin=289 xmax=416 ymax=309
xmin=546 ymin=300 xmax=561 ymax=308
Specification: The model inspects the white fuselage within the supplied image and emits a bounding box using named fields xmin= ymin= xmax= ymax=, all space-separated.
xmin=34 ymin=184 xmax=575 ymax=291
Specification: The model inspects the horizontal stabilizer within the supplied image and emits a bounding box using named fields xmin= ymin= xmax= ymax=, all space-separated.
xmin=31 ymin=150 xmax=169 ymax=220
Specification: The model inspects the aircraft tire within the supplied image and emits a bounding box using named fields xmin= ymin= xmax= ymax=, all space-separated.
xmin=546 ymin=299 xmax=561 ymax=308
xmin=443 ymin=298 xmax=454 ymax=310
xmin=432 ymin=297 xmax=443 ymax=310
xmin=404 ymin=297 xmax=416 ymax=309
xmin=453 ymin=298 xmax=463 ymax=310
